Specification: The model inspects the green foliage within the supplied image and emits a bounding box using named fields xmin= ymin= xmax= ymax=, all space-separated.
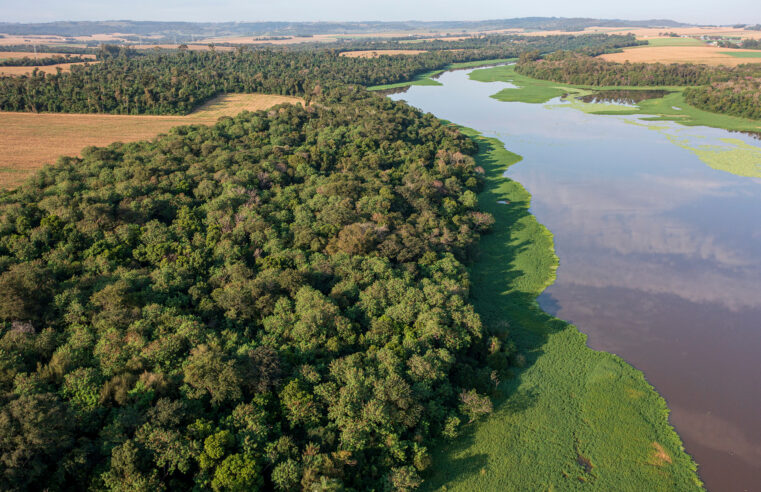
xmin=514 ymin=51 xmax=761 ymax=120
xmin=685 ymin=78 xmax=761 ymax=120
xmin=0 ymin=90 xmax=505 ymax=490
xmin=0 ymin=34 xmax=640 ymax=114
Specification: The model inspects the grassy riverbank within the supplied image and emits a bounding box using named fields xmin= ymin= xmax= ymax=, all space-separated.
xmin=424 ymin=129 xmax=703 ymax=491
xmin=366 ymin=58 xmax=516 ymax=91
xmin=468 ymin=64 xmax=761 ymax=178
xmin=469 ymin=64 xmax=761 ymax=133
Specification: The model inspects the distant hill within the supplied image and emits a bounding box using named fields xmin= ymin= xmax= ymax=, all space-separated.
xmin=0 ymin=18 xmax=691 ymax=38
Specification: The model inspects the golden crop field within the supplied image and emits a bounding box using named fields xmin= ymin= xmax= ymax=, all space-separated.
xmin=0 ymin=51 xmax=96 ymax=60
xmin=0 ymin=93 xmax=303 ymax=188
xmin=0 ymin=61 xmax=99 ymax=77
xmin=339 ymin=49 xmax=427 ymax=58
xmin=520 ymin=26 xmax=761 ymax=39
xmin=132 ymin=44 xmax=236 ymax=51
xmin=599 ymin=45 xmax=761 ymax=66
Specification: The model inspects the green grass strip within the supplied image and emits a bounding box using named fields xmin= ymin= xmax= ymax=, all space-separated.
xmin=645 ymin=38 xmax=707 ymax=47
xmin=719 ymin=51 xmax=761 ymax=58
xmin=423 ymin=130 xmax=703 ymax=491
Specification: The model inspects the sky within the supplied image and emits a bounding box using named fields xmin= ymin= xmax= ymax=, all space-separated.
xmin=0 ymin=0 xmax=759 ymax=26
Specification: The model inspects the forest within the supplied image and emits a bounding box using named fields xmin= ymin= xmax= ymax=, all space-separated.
xmin=0 ymin=32 xmax=691 ymax=491
xmin=0 ymin=34 xmax=640 ymax=115
xmin=0 ymin=88 xmax=512 ymax=491
xmin=515 ymin=51 xmax=761 ymax=119
xmin=685 ymin=78 xmax=761 ymax=120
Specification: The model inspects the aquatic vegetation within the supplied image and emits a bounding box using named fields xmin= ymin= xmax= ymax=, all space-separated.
xmin=424 ymin=130 xmax=702 ymax=491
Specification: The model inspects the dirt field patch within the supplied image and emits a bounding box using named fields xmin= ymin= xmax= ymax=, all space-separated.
xmin=599 ymin=46 xmax=761 ymax=66
xmin=0 ymin=93 xmax=303 ymax=188
xmin=339 ymin=49 xmax=427 ymax=58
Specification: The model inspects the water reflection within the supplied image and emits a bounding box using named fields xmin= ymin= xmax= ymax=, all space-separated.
xmin=391 ymin=68 xmax=761 ymax=492
xmin=577 ymin=89 xmax=671 ymax=105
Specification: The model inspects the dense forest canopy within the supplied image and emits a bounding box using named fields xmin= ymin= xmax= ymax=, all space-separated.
xmin=0 ymin=34 xmax=640 ymax=115
xmin=685 ymin=78 xmax=761 ymax=120
xmin=0 ymin=89 xmax=513 ymax=491
xmin=515 ymin=51 xmax=761 ymax=120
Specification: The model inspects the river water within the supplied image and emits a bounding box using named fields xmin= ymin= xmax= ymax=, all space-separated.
xmin=390 ymin=68 xmax=761 ymax=491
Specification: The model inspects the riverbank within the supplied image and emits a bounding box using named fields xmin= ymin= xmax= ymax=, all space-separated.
xmin=424 ymin=128 xmax=703 ymax=490
xmin=469 ymin=64 xmax=761 ymax=133
xmin=468 ymin=64 xmax=761 ymax=179
xmin=366 ymin=58 xmax=516 ymax=91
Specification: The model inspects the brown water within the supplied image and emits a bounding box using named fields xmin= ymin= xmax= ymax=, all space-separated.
xmin=391 ymin=68 xmax=761 ymax=491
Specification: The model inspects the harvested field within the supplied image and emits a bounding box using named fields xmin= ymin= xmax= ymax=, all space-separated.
xmin=0 ymin=61 xmax=98 ymax=76
xmin=0 ymin=33 xmax=157 ymax=46
xmin=200 ymin=34 xmax=341 ymax=45
xmin=0 ymin=93 xmax=303 ymax=188
xmin=132 ymin=43 xmax=236 ymax=52
xmin=599 ymin=46 xmax=761 ymax=66
xmin=400 ymin=36 xmax=472 ymax=43
xmin=0 ymin=51 xmax=96 ymax=60
xmin=520 ymin=26 xmax=761 ymax=40
xmin=339 ymin=49 xmax=427 ymax=58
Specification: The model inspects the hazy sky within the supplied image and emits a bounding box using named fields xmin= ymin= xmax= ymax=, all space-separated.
xmin=1 ymin=0 xmax=759 ymax=25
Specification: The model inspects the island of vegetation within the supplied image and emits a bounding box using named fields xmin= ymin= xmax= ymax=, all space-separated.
xmin=0 ymin=32 xmax=704 ymax=491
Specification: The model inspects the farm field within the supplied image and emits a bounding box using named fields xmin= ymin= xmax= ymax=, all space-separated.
xmin=598 ymin=45 xmax=761 ymax=66
xmin=0 ymin=32 xmax=160 ymax=46
xmin=721 ymin=51 xmax=761 ymax=58
xmin=0 ymin=93 xmax=303 ymax=188
xmin=339 ymin=49 xmax=427 ymax=57
xmin=0 ymin=51 xmax=96 ymax=60
xmin=643 ymin=37 xmax=708 ymax=47
xmin=132 ymin=43 xmax=236 ymax=51
xmin=520 ymin=26 xmax=761 ymax=40
xmin=0 ymin=61 xmax=98 ymax=76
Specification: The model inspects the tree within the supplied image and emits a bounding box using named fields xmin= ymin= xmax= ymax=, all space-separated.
xmin=0 ymin=393 xmax=74 ymax=490
xmin=0 ymin=261 xmax=53 ymax=322
xmin=183 ymin=344 xmax=242 ymax=405
xmin=459 ymin=389 xmax=493 ymax=422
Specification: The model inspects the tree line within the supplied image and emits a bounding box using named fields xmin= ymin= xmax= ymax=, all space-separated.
xmin=685 ymin=78 xmax=761 ymax=119
xmin=0 ymin=35 xmax=641 ymax=115
xmin=0 ymin=55 xmax=92 ymax=67
xmin=515 ymin=51 xmax=761 ymax=120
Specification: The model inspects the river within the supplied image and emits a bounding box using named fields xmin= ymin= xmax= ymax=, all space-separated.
xmin=389 ymin=67 xmax=761 ymax=491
